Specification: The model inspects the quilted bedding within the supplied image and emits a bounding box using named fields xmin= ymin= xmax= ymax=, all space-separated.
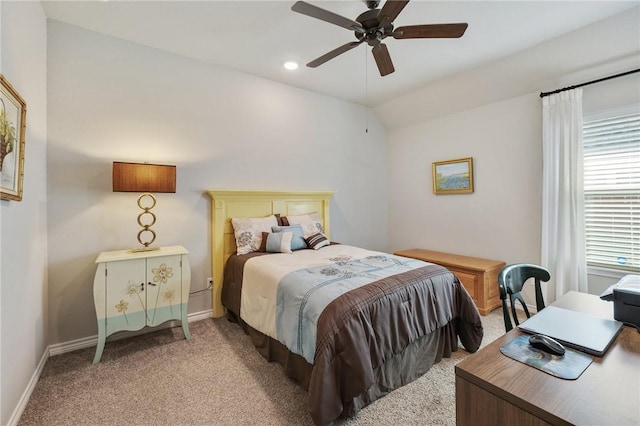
xmin=222 ymin=245 xmax=483 ymax=425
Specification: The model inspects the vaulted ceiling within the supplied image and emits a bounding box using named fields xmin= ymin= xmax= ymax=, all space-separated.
xmin=42 ymin=1 xmax=639 ymax=110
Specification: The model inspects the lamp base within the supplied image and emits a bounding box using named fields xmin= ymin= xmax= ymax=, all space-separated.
xmin=130 ymin=245 xmax=161 ymax=253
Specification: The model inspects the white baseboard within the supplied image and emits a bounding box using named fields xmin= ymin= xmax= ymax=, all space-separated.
xmin=48 ymin=334 xmax=97 ymax=357
xmin=187 ymin=309 xmax=214 ymax=323
xmin=7 ymin=347 xmax=49 ymax=426
xmin=49 ymin=309 xmax=213 ymax=356
xmin=11 ymin=309 xmax=213 ymax=424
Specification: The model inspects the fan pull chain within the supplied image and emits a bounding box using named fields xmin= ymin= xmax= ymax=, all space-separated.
xmin=365 ymin=46 xmax=369 ymax=133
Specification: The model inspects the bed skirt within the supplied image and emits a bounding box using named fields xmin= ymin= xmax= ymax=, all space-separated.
xmin=227 ymin=311 xmax=462 ymax=422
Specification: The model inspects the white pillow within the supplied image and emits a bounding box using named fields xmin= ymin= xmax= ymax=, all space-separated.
xmin=231 ymin=215 xmax=279 ymax=255
xmin=284 ymin=212 xmax=324 ymax=237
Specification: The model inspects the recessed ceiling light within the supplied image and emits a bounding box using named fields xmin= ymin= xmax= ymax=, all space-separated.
xmin=284 ymin=61 xmax=299 ymax=71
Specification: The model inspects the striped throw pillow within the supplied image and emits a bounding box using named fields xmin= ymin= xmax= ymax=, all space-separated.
xmin=260 ymin=231 xmax=293 ymax=253
xmin=305 ymin=232 xmax=330 ymax=250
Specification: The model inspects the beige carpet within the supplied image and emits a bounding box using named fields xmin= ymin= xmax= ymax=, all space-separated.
xmin=18 ymin=309 xmax=505 ymax=425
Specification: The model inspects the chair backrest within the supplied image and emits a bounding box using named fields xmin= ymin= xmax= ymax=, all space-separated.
xmin=498 ymin=263 xmax=551 ymax=332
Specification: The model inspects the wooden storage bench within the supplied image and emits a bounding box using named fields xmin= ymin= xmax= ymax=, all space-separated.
xmin=395 ymin=249 xmax=505 ymax=316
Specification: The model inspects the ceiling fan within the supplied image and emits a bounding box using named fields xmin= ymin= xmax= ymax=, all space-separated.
xmin=291 ymin=0 xmax=468 ymax=77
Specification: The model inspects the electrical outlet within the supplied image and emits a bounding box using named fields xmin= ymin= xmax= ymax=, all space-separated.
xmin=207 ymin=277 xmax=213 ymax=286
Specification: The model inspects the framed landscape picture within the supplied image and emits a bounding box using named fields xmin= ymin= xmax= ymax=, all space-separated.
xmin=0 ymin=74 xmax=26 ymax=201
xmin=432 ymin=157 xmax=474 ymax=195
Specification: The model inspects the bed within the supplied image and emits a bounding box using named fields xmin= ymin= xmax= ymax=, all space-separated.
xmin=208 ymin=190 xmax=483 ymax=425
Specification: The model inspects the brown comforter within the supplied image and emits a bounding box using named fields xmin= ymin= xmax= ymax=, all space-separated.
xmin=222 ymin=252 xmax=483 ymax=425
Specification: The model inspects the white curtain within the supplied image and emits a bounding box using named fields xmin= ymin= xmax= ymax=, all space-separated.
xmin=541 ymin=89 xmax=588 ymax=300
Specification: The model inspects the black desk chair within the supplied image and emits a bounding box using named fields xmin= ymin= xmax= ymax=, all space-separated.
xmin=498 ymin=264 xmax=551 ymax=332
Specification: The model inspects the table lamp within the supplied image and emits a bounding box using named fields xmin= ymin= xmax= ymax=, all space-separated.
xmin=112 ymin=161 xmax=176 ymax=251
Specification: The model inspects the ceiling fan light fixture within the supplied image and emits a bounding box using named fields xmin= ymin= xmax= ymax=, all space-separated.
xmin=284 ymin=61 xmax=299 ymax=70
xmin=291 ymin=0 xmax=468 ymax=77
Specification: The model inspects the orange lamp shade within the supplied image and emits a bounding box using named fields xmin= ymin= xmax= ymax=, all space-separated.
xmin=112 ymin=162 xmax=176 ymax=193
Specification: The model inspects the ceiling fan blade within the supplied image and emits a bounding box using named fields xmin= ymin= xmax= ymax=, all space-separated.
xmin=393 ymin=23 xmax=468 ymax=39
xmin=291 ymin=1 xmax=365 ymax=32
xmin=307 ymin=41 xmax=364 ymax=68
xmin=379 ymin=0 xmax=410 ymax=27
xmin=371 ymin=43 xmax=395 ymax=77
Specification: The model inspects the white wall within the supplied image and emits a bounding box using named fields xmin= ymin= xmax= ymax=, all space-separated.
xmin=386 ymin=8 xmax=640 ymax=307
xmin=46 ymin=21 xmax=388 ymax=345
xmin=388 ymin=92 xmax=542 ymax=265
xmin=0 ymin=2 xmax=48 ymax=424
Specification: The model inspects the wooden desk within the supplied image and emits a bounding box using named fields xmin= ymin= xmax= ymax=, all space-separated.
xmin=455 ymin=291 xmax=640 ymax=426
xmin=395 ymin=248 xmax=505 ymax=315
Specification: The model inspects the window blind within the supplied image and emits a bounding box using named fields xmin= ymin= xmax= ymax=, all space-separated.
xmin=583 ymin=112 xmax=640 ymax=271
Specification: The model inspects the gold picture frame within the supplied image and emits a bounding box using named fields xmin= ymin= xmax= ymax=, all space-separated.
xmin=432 ymin=157 xmax=474 ymax=195
xmin=0 ymin=74 xmax=27 ymax=201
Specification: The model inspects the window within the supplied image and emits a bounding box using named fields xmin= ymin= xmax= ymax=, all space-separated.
xmin=583 ymin=110 xmax=640 ymax=272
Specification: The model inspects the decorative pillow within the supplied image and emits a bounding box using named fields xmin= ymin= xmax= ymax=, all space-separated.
xmin=271 ymin=224 xmax=307 ymax=251
xmin=259 ymin=231 xmax=293 ymax=254
xmin=305 ymin=232 xmax=330 ymax=250
xmin=231 ymin=215 xmax=279 ymax=255
xmin=283 ymin=212 xmax=324 ymax=237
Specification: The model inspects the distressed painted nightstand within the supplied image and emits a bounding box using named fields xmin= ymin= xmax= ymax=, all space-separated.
xmin=92 ymin=245 xmax=191 ymax=363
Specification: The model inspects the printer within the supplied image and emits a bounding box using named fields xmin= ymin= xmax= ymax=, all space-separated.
xmin=600 ymin=275 xmax=640 ymax=330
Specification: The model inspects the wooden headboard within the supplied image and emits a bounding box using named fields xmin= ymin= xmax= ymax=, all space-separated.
xmin=207 ymin=190 xmax=335 ymax=317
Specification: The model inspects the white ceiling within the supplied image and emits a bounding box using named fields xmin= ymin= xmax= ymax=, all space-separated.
xmin=41 ymin=0 xmax=639 ymax=107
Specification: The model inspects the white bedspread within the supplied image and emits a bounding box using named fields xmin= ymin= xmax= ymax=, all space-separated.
xmin=240 ymin=244 xmax=428 ymax=362
xmin=240 ymin=245 xmax=374 ymax=339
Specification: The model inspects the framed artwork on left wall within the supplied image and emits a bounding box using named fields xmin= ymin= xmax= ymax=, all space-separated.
xmin=0 ymin=74 xmax=27 ymax=201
